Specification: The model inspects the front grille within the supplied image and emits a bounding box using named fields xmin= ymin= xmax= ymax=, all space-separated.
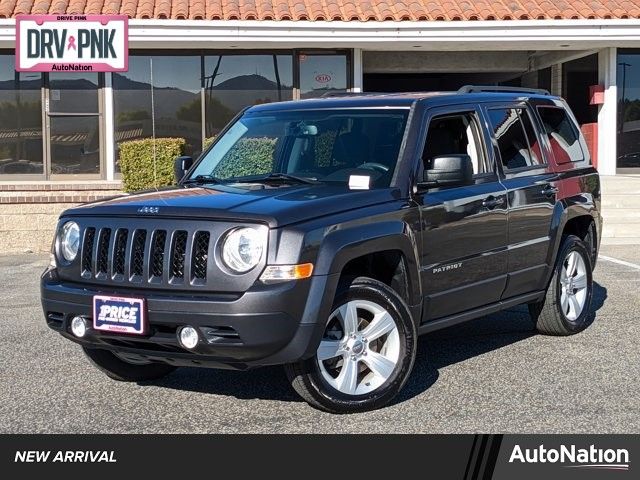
xmin=77 ymin=224 xmax=218 ymax=287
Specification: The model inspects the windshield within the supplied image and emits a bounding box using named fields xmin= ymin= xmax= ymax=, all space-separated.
xmin=189 ymin=108 xmax=410 ymax=188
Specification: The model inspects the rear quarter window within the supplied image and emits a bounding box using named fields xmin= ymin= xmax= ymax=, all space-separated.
xmin=536 ymin=106 xmax=585 ymax=164
xmin=487 ymin=108 xmax=544 ymax=171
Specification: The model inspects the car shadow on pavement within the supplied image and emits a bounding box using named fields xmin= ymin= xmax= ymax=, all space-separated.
xmin=144 ymin=282 xmax=608 ymax=407
xmin=393 ymin=281 xmax=608 ymax=406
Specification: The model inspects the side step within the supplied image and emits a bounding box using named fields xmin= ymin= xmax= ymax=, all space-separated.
xmin=418 ymin=291 xmax=544 ymax=335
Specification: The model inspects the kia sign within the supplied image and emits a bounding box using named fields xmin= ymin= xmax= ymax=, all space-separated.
xmin=16 ymin=15 xmax=128 ymax=72
xmin=315 ymin=74 xmax=332 ymax=84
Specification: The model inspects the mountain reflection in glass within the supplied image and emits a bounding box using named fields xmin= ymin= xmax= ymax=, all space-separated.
xmin=203 ymin=55 xmax=293 ymax=138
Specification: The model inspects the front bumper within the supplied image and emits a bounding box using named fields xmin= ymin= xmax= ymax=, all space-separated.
xmin=41 ymin=268 xmax=338 ymax=369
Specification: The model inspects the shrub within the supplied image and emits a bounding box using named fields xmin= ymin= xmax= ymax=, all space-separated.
xmin=314 ymin=131 xmax=337 ymax=167
xmin=119 ymin=137 xmax=186 ymax=192
xmin=203 ymin=136 xmax=215 ymax=149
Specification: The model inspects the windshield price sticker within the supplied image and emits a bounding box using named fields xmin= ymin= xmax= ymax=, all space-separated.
xmin=349 ymin=175 xmax=371 ymax=190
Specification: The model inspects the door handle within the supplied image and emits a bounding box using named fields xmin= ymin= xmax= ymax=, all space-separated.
xmin=482 ymin=196 xmax=505 ymax=209
xmin=541 ymin=185 xmax=559 ymax=197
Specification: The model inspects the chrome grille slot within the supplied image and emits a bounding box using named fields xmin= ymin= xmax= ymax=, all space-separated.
xmin=113 ymin=228 xmax=128 ymax=276
xmin=150 ymin=230 xmax=167 ymax=278
xmin=96 ymin=228 xmax=111 ymax=275
xmin=81 ymin=227 xmax=95 ymax=276
xmin=170 ymin=231 xmax=188 ymax=280
xmin=130 ymin=230 xmax=146 ymax=278
xmin=191 ymin=231 xmax=210 ymax=281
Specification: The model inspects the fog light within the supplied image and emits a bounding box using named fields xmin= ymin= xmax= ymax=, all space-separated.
xmin=71 ymin=316 xmax=88 ymax=338
xmin=178 ymin=326 xmax=199 ymax=350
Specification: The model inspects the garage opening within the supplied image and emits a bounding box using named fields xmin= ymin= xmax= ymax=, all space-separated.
xmin=364 ymin=72 xmax=523 ymax=93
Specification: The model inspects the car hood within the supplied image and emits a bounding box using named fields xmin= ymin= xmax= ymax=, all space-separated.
xmin=61 ymin=184 xmax=403 ymax=228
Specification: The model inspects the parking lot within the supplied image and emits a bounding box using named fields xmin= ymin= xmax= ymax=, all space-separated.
xmin=0 ymin=244 xmax=638 ymax=434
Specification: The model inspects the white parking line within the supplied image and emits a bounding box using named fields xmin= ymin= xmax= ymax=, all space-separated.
xmin=599 ymin=255 xmax=640 ymax=271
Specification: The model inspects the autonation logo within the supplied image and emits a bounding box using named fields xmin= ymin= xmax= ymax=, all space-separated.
xmin=509 ymin=444 xmax=630 ymax=471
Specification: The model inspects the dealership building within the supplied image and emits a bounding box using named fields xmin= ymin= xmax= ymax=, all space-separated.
xmin=0 ymin=1 xmax=639 ymax=251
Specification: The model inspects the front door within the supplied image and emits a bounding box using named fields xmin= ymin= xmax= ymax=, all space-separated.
xmin=415 ymin=106 xmax=509 ymax=321
xmin=45 ymin=72 xmax=103 ymax=179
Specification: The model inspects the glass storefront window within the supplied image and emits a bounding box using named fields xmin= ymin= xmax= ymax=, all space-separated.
xmin=299 ymin=53 xmax=348 ymax=99
xmin=110 ymin=51 xmax=350 ymax=176
xmin=0 ymin=50 xmax=350 ymax=179
xmin=50 ymin=116 xmax=100 ymax=174
xmin=47 ymin=72 xmax=102 ymax=177
xmin=204 ymin=54 xmax=293 ymax=138
xmin=618 ymin=49 xmax=640 ymax=169
xmin=49 ymin=72 xmax=99 ymax=113
xmin=0 ymin=54 xmax=43 ymax=176
xmin=113 ymin=55 xmax=203 ymax=169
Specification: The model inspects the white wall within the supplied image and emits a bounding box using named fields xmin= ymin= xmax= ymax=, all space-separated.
xmin=598 ymin=48 xmax=618 ymax=176
xmin=103 ymin=73 xmax=116 ymax=181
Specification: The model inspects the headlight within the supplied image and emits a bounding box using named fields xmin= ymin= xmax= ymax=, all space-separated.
xmin=59 ymin=221 xmax=80 ymax=262
xmin=220 ymin=226 xmax=267 ymax=273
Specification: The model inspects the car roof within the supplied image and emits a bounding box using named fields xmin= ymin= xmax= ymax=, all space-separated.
xmin=246 ymin=90 xmax=560 ymax=113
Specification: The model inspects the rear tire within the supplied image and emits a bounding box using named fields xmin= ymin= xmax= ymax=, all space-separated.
xmin=584 ymin=220 xmax=598 ymax=269
xmin=82 ymin=347 xmax=176 ymax=382
xmin=285 ymin=277 xmax=417 ymax=414
xmin=529 ymin=235 xmax=593 ymax=336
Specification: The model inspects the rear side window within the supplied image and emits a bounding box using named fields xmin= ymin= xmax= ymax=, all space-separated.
xmin=487 ymin=108 xmax=544 ymax=170
xmin=536 ymin=106 xmax=584 ymax=163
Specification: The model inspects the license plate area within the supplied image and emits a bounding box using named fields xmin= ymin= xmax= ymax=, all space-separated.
xmin=93 ymin=295 xmax=146 ymax=335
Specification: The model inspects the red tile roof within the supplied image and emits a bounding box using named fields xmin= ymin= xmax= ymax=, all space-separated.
xmin=2 ymin=0 xmax=640 ymax=20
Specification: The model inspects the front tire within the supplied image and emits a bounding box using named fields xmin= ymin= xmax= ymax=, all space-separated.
xmin=529 ymin=235 xmax=594 ymax=336
xmin=82 ymin=347 xmax=177 ymax=382
xmin=285 ymin=277 xmax=417 ymax=414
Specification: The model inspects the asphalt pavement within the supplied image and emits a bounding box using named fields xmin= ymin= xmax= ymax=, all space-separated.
xmin=1 ymin=245 xmax=638 ymax=433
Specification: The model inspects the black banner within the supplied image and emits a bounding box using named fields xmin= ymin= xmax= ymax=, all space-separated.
xmin=0 ymin=435 xmax=635 ymax=478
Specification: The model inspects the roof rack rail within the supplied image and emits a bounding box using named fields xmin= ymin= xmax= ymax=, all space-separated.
xmin=320 ymin=91 xmax=386 ymax=98
xmin=457 ymin=85 xmax=551 ymax=96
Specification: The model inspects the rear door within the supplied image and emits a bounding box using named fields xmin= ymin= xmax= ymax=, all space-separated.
xmin=415 ymin=104 xmax=509 ymax=321
xmin=481 ymin=103 xmax=558 ymax=299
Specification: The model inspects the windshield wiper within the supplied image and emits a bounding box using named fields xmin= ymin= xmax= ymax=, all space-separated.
xmin=233 ymin=173 xmax=320 ymax=185
xmin=183 ymin=174 xmax=225 ymax=186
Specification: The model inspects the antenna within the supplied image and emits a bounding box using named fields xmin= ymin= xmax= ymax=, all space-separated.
xmin=150 ymin=58 xmax=157 ymax=189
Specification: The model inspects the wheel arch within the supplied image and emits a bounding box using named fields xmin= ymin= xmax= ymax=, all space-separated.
xmin=546 ymin=202 xmax=599 ymax=282
xmin=313 ymin=220 xmax=422 ymax=311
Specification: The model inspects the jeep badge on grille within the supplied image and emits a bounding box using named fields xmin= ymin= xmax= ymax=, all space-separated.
xmin=137 ymin=206 xmax=159 ymax=214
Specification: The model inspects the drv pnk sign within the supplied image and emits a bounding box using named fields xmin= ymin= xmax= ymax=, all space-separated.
xmin=16 ymin=15 xmax=128 ymax=72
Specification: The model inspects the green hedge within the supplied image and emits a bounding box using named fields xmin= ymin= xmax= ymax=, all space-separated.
xmin=203 ymin=136 xmax=215 ymax=149
xmin=119 ymin=138 xmax=186 ymax=192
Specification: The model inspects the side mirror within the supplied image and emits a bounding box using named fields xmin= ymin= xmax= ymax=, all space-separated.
xmin=174 ymin=156 xmax=193 ymax=183
xmin=418 ymin=154 xmax=473 ymax=190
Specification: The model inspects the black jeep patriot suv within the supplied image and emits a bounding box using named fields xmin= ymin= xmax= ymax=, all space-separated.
xmin=42 ymin=86 xmax=602 ymax=413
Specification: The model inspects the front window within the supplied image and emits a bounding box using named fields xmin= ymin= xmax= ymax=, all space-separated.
xmin=190 ymin=109 xmax=409 ymax=188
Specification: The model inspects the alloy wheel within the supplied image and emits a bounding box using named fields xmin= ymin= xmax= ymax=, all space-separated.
xmin=316 ymin=300 xmax=400 ymax=395
xmin=560 ymin=250 xmax=588 ymax=321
